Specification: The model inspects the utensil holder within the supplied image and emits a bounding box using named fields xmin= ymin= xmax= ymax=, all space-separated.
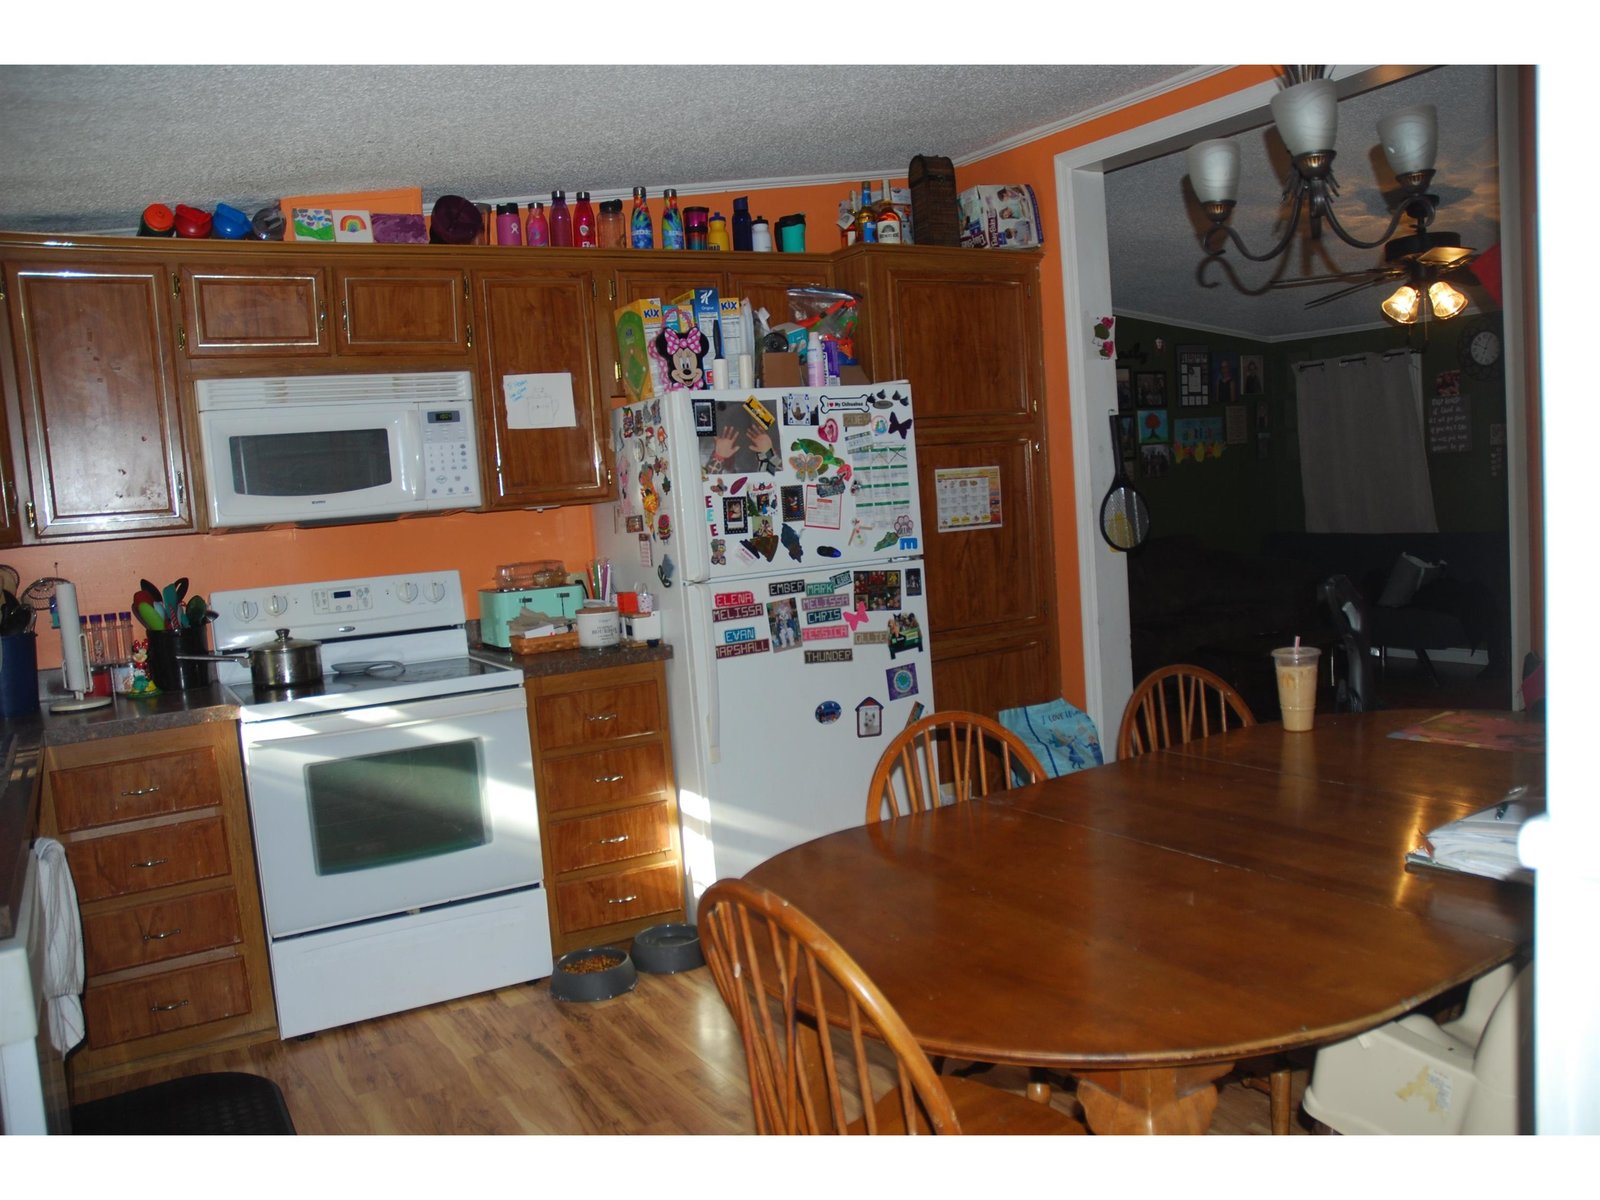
xmin=147 ymin=626 xmax=214 ymax=691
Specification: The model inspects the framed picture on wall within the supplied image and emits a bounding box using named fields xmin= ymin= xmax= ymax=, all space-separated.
xmin=1116 ymin=366 xmax=1133 ymax=413
xmin=1137 ymin=408 xmax=1169 ymax=444
xmin=1140 ymin=443 xmax=1172 ymax=478
xmin=1135 ymin=371 xmax=1167 ymax=407
xmin=1178 ymin=346 xmax=1209 ymax=406
xmin=1241 ymin=354 xmax=1265 ymax=396
xmin=1212 ymin=350 xmax=1240 ymax=405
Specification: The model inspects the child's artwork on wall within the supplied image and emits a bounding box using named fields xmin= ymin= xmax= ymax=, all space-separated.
xmin=1174 ymin=416 xmax=1226 ymax=463
xmin=1137 ymin=409 xmax=1169 ymax=444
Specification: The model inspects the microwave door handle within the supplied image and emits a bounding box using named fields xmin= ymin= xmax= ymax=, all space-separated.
xmin=403 ymin=409 xmax=425 ymax=500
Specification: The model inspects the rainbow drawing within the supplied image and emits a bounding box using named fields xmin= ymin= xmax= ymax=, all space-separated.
xmin=332 ymin=209 xmax=375 ymax=243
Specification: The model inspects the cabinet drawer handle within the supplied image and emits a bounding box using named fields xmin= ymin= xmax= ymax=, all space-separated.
xmin=149 ymin=999 xmax=190 ymax=1013
xmin=130 ymin=857 xmax=169 ymax=869
xmin=593 ymin=774 xmax=625 ymax=783
xmin=120 ymin=785 xmax=161 ymax=797
xmin=606 ymin=894 xmax=639 ymax=905
xmin=598 ymin=834 xmax=630 ymax=845
xmin=143 ymin=927 xmax=182 ymax=941
xmin=585 ymin=712 xmax=619 ymax=722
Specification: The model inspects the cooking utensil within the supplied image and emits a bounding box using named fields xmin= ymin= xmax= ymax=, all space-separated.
xmin=178 ymin=627 xmax=324 ymax=689
xmin=135 ymin=599 xmax=165 ymax=631
xmin=185 ymin=595 xmax=209 ymax=628
xmin=1099 ymin=411 xmax=1151 ymax=552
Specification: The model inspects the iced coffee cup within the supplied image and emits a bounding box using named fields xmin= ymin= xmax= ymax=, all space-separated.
xmin=1271 ymin=645 xmax=1321 ymax=732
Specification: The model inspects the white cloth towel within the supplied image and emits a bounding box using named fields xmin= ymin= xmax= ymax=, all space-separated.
xmin=32 ymin=837 xmax=85 ymax=1054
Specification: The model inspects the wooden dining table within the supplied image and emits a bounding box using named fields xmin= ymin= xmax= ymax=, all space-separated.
xmin=744 ymin=709 xmax=1539 ymax=1134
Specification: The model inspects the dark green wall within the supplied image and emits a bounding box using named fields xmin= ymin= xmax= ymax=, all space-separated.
xmin=1112 ymin=310 xmax=1509 ymax=554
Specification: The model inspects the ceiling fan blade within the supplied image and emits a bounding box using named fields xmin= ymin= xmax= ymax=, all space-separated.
xmin=1304 ymin=277 xmax=1391 ymax=308
xmin=1267 ymin=267 xmax=1393 ymax=290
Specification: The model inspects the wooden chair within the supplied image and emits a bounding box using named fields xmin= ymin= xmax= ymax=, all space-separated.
xmin=1118 ymin=665 xmax=1295 ymax=1131
xmin=866 ymin=711 xmax=1046 ymax=824
xmin=1116 ymin=664 xmax=1256 ymax=760
xmin=697 ymin=877 xmax=1083 ymax=1135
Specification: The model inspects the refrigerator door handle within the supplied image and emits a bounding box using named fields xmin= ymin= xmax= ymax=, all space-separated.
xmin=687 ymin=590 xmax=722 ymax=764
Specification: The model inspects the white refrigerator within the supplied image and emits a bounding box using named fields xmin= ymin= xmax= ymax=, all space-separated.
xmin=592 ymin=381 xmax=932 ymax=907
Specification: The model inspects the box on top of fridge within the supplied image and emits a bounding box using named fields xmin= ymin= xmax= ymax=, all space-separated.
xmin=958 ymin=184 xmax=1043 ymax=249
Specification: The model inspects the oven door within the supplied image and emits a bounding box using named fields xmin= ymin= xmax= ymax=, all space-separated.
xmin=240 ymin=687 xmax=541 ymax=938
xmin=199 ymin=401 xmax=423 ymax=527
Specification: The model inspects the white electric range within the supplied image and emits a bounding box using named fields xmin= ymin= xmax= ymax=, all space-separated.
xmin=213 ymin=570 xmax=552 ymax=1039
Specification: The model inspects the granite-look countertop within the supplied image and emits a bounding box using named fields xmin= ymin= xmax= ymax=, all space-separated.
xmin=0 ymin=641 xmax=672 ymax=940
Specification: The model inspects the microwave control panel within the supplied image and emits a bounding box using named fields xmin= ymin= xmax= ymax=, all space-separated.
xmin=422 ymin=406 xmax=479 ymax=503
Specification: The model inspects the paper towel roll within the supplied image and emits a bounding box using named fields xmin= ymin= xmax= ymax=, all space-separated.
xmin=55 ymin=581 xmax=90 ymax=695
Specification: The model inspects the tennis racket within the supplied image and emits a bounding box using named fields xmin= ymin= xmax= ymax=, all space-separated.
xmin=1099 ymin=411 xmax=1150 ymax=552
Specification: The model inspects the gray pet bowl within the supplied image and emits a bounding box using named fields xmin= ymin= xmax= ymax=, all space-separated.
xmin=631 ymin=923 xmax=704 ymax=974
xmin=551 ymin=946 xmax=637 ymax=1002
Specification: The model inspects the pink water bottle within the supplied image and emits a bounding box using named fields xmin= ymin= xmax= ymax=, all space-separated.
xmin=495 ymin=203 xmax=523 ymax=246
xmin=573 ymin=191 xmax=597 ymax=248
xmin=549 ymin=190 xmax=573 ymax=247
xmin=526 ymin=202 xmax=550 ymax=247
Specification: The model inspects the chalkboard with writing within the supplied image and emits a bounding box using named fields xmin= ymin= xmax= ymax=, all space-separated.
xmin=1428 ymin=394 xmax=1471 ymax=454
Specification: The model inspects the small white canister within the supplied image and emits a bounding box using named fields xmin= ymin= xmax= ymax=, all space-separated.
xmin=576 ymin=603 xmax=621 ymax=650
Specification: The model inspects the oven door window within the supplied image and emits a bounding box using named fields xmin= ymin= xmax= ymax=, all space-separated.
xmin=229 ymin=427 xmax=394 ymax=497
xmin=305 ymin=738 xmax=488 ymax=875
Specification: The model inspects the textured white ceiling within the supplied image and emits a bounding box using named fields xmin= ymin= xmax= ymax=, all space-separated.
xmin=0 ymin=63 xmax=1501 ymax=340
xmin=1105 ymin=64 xmax=1502 ymax=340
xmin=0 ymin=63 xmax=1191 ymax=230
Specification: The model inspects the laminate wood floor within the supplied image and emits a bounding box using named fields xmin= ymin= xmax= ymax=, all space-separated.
xmin=69 ymin=965 xmax=1306 ymax=1136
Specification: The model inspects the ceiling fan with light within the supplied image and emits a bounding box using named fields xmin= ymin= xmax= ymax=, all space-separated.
xmin=1184 ymin=66 xmax=1475 ymax=325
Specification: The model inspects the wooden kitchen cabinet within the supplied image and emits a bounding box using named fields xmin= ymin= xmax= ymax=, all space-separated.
xmin=834 ymin=245 xmax=1058 ymax=720
xmin=177 ymin=263 xmax=331 ymax=357
xmin=334 ymin=265 xmax=472 ymax=357
xmin=473 ymin=267 xmax=612 ymax=507
xmin=1 ymin=256 xmax=195 ymax=541
xmin=38 ymin=721 xmax=277 ymax=1091
xmin=525 ymin=660 xmax=685 ymax=956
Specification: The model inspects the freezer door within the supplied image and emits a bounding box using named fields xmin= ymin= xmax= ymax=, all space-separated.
xmin=679 ymin=559 xmax=935 ymax=899
xmin=611 ymin=383 xmax=923 ymax=586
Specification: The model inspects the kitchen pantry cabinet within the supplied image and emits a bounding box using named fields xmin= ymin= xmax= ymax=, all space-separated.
xmin=37 ymin=720 xmax=277 ymax=1092
xmin=524 ymin=660 xmax=685 ymax=956
xmin=833 ymin=245 xmax=1059 ymax=720
xmin=1 ymin=257 xmax=195 ymax=541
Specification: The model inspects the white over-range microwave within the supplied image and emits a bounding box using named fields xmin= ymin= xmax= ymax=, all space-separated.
xmin=194 ymin=371 xmax=482 ymax=528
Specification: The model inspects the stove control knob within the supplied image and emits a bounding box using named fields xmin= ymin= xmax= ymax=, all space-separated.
xmin=429 ymin=581 xmax=447 ymax=603
xmin=236 ymin=600 xmax=259 ymax=622
xmin=266 ymin=594 xmax=289 ymax=617
xmin=397 ymin=581 xmax=420 ymax=603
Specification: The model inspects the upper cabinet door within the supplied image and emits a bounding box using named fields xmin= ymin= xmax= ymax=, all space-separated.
xmin=3 ymin=261 xmax=193 ymax=539
xmin=474 ymin=269 xmax=611 ymax=507
xmin=334 ymin=267 xmax=473 ymax=357
xmin=179 ymin=264 xmax=331 ymax=357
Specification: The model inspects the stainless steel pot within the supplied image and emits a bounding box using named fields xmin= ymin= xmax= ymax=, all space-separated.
xmin=178 ymin=627 xmax=324 ymax=689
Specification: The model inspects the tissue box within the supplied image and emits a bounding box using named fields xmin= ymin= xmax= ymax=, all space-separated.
xmin=958 ymin=184 xmax=1043 ymax=249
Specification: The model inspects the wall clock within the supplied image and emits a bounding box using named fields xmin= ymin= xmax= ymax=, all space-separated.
xmin=1457 ymin=317 xmax=1503 ymax=381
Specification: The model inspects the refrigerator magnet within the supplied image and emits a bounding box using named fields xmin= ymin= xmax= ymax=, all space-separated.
xmin=856 ymin=698 xmax=884 ymax=738
xmin=886 ymin=664 xmax=919 ymax=701
xmin=782 ymin=486 xmax=805 ymax=521
xmin=781 ymin=524 xmax=804 ymax=562
xmin=766 ymin=599 xmax=801 ymax=652
xmin=906 ymin=569 xmax=923 ymax=597
xmin=815 ymin=700 xmax=842 ymax=725
xmin=888 ymin=613 xmax=923 ymax=658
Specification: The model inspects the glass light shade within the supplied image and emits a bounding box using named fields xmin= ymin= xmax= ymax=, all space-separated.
xmin=1382 ymin=284 xmax=1422 ymax=324
xmin=1270 ymin=78 xmax=1339 ymax=156
xmin=1186 ymin=139 xmax=1241 ymax=205
xmin=1429 ymin=280 xmax=1467 ymax=319
xmin=1378 ymin=105 xmax=1439 ymax=176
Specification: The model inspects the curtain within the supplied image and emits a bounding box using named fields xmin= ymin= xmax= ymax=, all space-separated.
xmin=1294 ymin=351 xmax=1437 ymax=533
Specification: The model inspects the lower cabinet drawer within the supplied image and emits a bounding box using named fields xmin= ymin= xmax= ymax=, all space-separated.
xmin=67 ymin=817 xmax=232 ymax=903
xmin=549 ymin=801 xmax=672 ymax=874
xmin=554 ymin=863 xmax=683 ymax=935
xmin=83 ymin=957 xmax=253 ymax=1050
xmin=540 ymin=743 xmax=672 ymax=817
xmin=82 ymin=889 xmax=244 ymax=976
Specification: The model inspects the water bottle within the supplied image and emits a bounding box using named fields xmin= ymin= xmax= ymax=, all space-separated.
xmin=731 ymin=196 xmax=753 ymax=251
xmin=549 ymin=191 xmax=573 ymax=247
xmin=630 ymin=187 xmax=654 ymax=249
